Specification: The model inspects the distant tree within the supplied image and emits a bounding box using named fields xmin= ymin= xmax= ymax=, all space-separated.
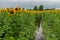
xmin=29 ymin=9 xmax=32 ymax=10
xmin=22 ymin=8 xmax=25 ymax=10
xmin=26 ymin=9 xmax=30 ymax=10
xmin=45 ymin=8 xmax=49 ymax=10
xmin=52 ymin=8 xmax=55 ymax=10
xmin=45 ymin=8 xmax=55 ymax=10
xmin=26 ymin=9 xmax=32 ymax=10
xmin=39 ymin=5 xmax=43 ymax=10
xmin=33 ymin=6 xmax=38 ymax=10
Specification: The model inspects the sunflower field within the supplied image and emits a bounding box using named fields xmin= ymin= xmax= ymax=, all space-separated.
xmin=0 ymin=7 xmax=60 ymax=40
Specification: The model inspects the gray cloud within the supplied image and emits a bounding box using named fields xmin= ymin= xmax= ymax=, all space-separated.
xmin=0 ymin=1 xmax=60 ymax=9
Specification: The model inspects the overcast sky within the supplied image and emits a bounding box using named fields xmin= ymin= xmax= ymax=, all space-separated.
xmin=0 ymin=0 xmax=60 ymax=9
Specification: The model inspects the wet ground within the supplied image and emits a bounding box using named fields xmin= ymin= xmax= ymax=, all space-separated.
xmin=35 ymin=22 xmax=44 ymax=40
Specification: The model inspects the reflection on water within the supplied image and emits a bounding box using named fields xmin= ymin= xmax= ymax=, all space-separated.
xmin=35 ymin=22 xmax=44 ymax=40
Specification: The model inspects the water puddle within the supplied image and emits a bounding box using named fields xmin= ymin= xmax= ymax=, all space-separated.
xmin=35 ymin=22 xmax=44 ymax=40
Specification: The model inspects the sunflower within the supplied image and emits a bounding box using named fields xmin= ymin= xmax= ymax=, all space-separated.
xmin=15 ymin=6 xmax=22 ymax=12
xmin=10 ymin=9 xmax=16 ymax=14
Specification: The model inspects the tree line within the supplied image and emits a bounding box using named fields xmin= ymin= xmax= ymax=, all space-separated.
xmin=33 ymin=5 xmax=43 ymax=11
xmin=22 ymin=5 xmax=55 ymax=11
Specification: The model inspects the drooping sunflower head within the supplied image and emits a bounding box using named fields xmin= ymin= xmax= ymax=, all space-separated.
xmin=15 ymin=6 xmax=22 ymax=12
xmin=10 ymin=9 xmax=16 ymax=14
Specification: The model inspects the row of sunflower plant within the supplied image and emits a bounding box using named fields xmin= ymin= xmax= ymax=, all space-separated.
xmin=42 ymin=12 xmax=60 ymax=40
xmin=0 ymin=12 xmax=37 ymax=40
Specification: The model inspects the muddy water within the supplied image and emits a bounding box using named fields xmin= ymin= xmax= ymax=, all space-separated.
xmin=35 ymin=22 xmax=44 ymax=40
